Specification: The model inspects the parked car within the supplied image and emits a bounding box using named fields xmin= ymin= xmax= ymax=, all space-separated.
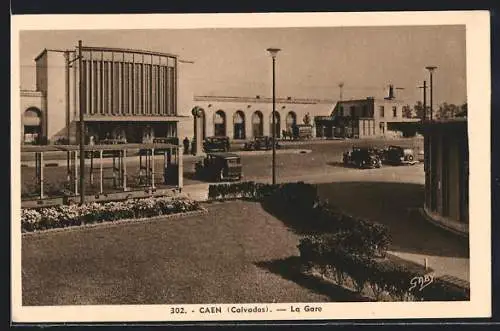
xmin=342 ymin=147 xmax=382 ymax=169
xmin=381 ymin=145 xmax=418 ymax=165
xmin=194 ymin=152 xmax=243 ymax=182
xmin=203 ymin=136 xmax=230 ymax=152
xmin=243 ymin=136 xmax=281 ymax=151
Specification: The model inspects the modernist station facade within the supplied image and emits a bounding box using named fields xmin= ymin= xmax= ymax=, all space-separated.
xmin=20 ymin=46 xmax=192 ymax=145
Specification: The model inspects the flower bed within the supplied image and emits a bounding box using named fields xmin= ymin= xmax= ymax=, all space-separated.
xmin=21 ymin=197 xmax=202 ymax=233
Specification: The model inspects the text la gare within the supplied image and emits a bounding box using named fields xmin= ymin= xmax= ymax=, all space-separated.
xmin=291 ymin=305 xmax=322 ymax=313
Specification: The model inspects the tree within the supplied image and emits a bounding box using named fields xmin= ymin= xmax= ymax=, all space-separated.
xmin=456 ymin=102 xmax=467 ymax=117
xmin=402 ymin=104 xmax=413 ymax=118
xmin=413 ymin=101 xmax=427 ymax=119
xmin=437 ymin=102 xmax=464 ymax=119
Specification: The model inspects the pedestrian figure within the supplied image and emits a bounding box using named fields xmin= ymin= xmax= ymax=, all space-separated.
xmin=191 ymin=138 xmax=197 ymax=155
xmin=183 ymin=137 xmax=190 ymax=155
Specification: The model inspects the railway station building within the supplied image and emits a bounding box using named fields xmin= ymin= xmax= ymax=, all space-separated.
xmin=20 ymin=46 xmax=193 ymax=145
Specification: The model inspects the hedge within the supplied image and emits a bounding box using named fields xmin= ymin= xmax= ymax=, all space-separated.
xmin=21 ymin=197 xmax=202 ymax=233
xmin=298 ymin=234 xmax=469 ymax=301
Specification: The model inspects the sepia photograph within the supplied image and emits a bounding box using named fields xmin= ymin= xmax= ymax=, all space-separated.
xmin=11 ymin=11 xmax=491 ymax=322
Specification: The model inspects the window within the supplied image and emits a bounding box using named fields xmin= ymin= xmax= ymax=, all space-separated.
xmin=379 ymin=106 xmax=384 ymax=117
xmin=339 ymin=106 xmax=344 ymax=116
xmin=392 ymin=106 xmax=397 ymax=117
xmin=350 ymin=106 xmax=355 ymax=117
xmin=362 ymin=105 xmax=368 ymax=117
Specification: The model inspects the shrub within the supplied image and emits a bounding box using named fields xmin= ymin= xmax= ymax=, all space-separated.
xmin=21 ymin=197 xmax=202 ymax=232
xmin=297 ymin=234 xmax=469 ymax=301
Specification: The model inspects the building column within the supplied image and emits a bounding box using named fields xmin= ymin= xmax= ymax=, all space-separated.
xmin=226 ymin=110 xmax=234 ymax=139
xmin=245 ymin=110 xmax=253 ymax=139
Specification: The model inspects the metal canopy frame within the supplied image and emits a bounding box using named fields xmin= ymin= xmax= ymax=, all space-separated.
xmin=21 ymin=143 xmax=183 ymax=201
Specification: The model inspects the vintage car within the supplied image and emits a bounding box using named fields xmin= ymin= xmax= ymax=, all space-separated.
xmin=342 ymin=147 xmax=382 ymax=169
xmin=381 ymin=145 xmax=418 ymax=165
xmin=203 ymin=136 xmax=230 ymax=152
xmin=194 ymin=152 xmax=243 ymax=182
xmin=243 ymin=136 xmax=281 ymax=151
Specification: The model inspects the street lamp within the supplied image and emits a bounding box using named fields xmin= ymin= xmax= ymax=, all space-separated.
xmin=425 ymin=66 xmax=437 ymax=120
xmin=267 ymin=47 xmax=280 ymax=185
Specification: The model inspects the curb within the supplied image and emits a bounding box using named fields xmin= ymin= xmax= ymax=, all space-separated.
xmin=21 ymin=208 xmax=208 ymax=237
xmin=416 ymin=207 xmax=469 ymax=239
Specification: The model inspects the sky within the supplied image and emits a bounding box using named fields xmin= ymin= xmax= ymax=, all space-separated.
xmin=19 ymin=25 xmax=467 ymax=106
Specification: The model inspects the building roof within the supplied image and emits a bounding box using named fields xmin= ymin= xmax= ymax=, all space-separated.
xmin=34 ymin=46 xmax=180 ymax=62
xmin=194 ymin=95 xmax=335 ymax=105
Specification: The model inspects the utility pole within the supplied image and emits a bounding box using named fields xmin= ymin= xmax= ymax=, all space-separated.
xmin=338 ymin=82 xmax=344 ymax=101
xmin=78 ymin=40 xmax=85 ymax=204
xmin=426 ymin=66 xmax=437 ymax=120
xmin=271 ymin=55 xmax=277 ymax=185
xmin=418 ymin=80 xmax=427 ymax=121
xmin=64 ymin=52 xmax=71 ymax=180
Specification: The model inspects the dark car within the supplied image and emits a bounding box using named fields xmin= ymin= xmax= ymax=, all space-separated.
xmin=194 ymin=152 xmax=243 ymax=182
xmin=342 ymin=147 xmax=382 ymax=169
xmin=381 ymin=145 xmax=418 ymax=165
xmin=243 ymin=136 xmax=281 ymax=151
xmin=203 ymin=136 xmax=230 ymax=152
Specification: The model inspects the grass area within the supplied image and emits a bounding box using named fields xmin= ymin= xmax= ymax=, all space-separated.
xmin=23 ymin=200 xmax=360 ymax=305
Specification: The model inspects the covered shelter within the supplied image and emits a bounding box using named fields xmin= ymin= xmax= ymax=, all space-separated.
xmin=21 ymin=142 xmax=183 ymax=208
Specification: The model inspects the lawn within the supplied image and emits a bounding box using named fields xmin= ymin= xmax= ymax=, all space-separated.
xmin=22 ymin=200 xmax=362 ymax=305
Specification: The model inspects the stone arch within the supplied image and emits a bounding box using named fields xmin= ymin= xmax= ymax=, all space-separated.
xmin=286 ymin=111 xmax=297 ymax=132
xmin=23 ymin=107 xmax=42 ymax=144
xmin=252 ymin=111 xmax=264 ymax=137
xmin=269 ymin=111 xmax=281 ymax=138
xmin=233 ymin=110 xmax=246 ymax=140
xmin=214 ymin=110 xmax=227 ymax=137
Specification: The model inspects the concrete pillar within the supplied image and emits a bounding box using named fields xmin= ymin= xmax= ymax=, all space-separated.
xmin=194 ymin=117 xmax=203 ymax=155
xmin=178 ymin=146 xmax=183 ymax=189
xmin=245 ymin=110 xmax=253 ymax=139
xmin=226 ymin=110 xmax=234 ymax=140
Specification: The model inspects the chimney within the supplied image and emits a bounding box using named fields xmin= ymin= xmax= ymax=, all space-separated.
xmin=385 ymin=84 xmax=395 ymax=100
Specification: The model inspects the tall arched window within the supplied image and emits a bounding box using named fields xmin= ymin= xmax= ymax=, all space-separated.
xmin=214 ymin=110 xmax=226 ymax=137
xmin=252 ymin=111 xmax=263 ymax=137
xmin=269 ymin=111 xmax=281 ymax=138
xmin=23 ymin=107 xmax=42 ymax=144
xmin=286 ymin=111 xmax=297 ymax=133
xmin=233 ymin=111 xmax=246 ymax=140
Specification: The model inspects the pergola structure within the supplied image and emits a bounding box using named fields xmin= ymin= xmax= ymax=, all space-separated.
xmin=21 ymin=143 xmax=183 ymax=207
